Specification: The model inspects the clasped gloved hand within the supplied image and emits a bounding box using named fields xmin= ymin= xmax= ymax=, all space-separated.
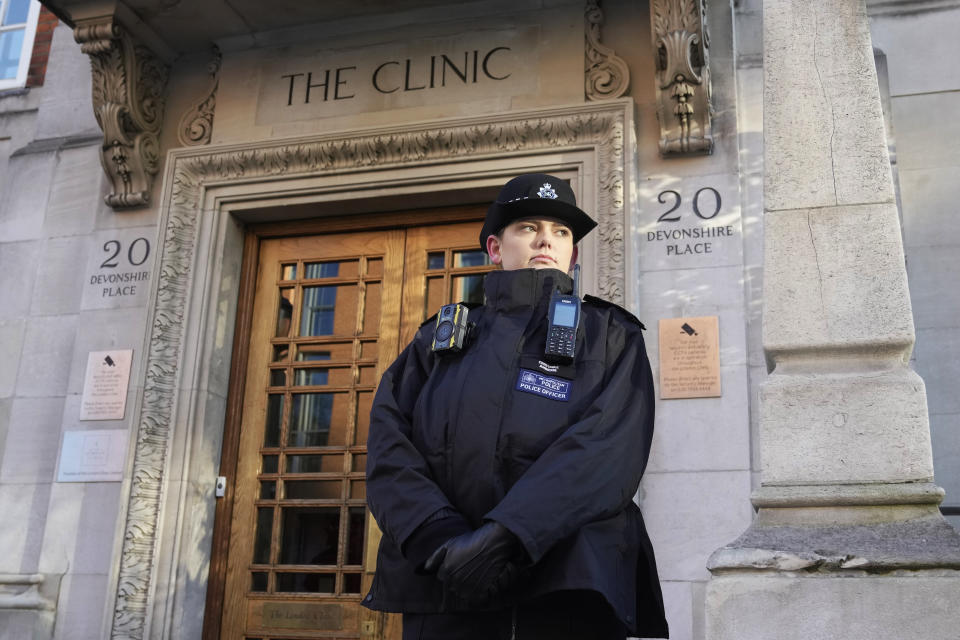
xmin=422 ymin=521 xmax=525 ymax=605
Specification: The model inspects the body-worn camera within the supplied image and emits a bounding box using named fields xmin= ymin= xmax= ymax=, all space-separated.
xmin=431 ymin=303 xmax=470 ymax=354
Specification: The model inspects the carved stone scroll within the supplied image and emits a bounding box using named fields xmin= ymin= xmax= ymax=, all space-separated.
xmin=177 ymin=46 xmax=221 ymax=147
xmin=584 ymin=0 xmax=630 ymax=100
xmin=651 ymin=0 xmax=714 ymax=155
xmin=74 ymin=18 xmax=170 ymax=209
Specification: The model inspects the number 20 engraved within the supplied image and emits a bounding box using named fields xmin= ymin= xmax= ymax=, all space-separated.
xmin=100 ymin=237 xmax=151 ymax=269
xmin=656 ymin=187 xmax=722 ymax=222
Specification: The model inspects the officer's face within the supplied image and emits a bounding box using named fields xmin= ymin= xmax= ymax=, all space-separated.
xmin=486 ymin=217 xmax=578 ymax=272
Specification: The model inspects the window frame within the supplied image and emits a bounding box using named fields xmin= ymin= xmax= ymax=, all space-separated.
xmin=0 ymin=0 xmax=42 ymax=90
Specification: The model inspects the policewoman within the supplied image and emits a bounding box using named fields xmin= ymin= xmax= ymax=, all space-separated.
xmin=363 ymin=174 xmax=668 ymax=640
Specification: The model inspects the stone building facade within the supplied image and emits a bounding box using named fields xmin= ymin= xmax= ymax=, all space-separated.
xmin=0 ymin=1 xmax=957 ymax=639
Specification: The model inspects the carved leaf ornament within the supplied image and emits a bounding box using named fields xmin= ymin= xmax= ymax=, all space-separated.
xmin=109 ymin=102 xmax=631 ymax=639
xmin=584 ymin=0 xmax=630 ymax=100
xmin=177 ymin=46 xmax=221 ymax=147
xmin=651 ymin=0 xmax=713 ymax=155
xmin=75 ymin=19 xmax=169 ymax=208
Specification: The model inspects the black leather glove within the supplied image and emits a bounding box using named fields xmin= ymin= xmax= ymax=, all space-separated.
xmin=422 ymin=521 xmax=525 ymax=605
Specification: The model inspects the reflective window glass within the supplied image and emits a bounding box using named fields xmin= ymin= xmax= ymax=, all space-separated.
xmin=453 ymin=250 xmax=491 ymax=267
xmin=253 ymin=507 xmax=273 ymax=564
xmin=279 ymin=507 xmax=339 ymax=564
xmin=276 ymin=572 xmax=335 ymax=593
xmin=304 ymin=261 xmax=344 ymax=279
xmin=452 ymin=274 xmax=485 ymax=305
xmin=263 ymin=395 xmax=283 ymax=448
xmin=288 ymin=393 xmax=334 ymax=447
xmin=3 ymin=0 xmax=30 ymax=24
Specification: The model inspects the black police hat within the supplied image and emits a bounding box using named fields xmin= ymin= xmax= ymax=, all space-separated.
xmin=479 ymin=174 xmax=598 ymax=250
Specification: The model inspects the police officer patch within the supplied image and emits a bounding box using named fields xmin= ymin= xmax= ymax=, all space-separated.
xmin=515 ymin=368 xmax=571 ymax=401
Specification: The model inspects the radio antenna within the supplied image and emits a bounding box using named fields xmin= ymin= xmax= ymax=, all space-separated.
xmin=573 ymin=264 xmax=581 ymax=298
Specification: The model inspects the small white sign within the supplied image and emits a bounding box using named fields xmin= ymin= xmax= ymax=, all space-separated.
xmin=80 ymin=350 xmax=133 ymax=420
xmin=57 ymin=429 xmax=129 ymax=482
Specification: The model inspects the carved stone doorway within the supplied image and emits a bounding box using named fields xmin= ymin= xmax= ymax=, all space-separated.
xmin=106 ymin=100 xmax=635 ymax=640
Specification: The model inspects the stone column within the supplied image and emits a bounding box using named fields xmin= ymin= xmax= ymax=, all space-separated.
xmin=705 ymin=1 xmax=960 ymax=638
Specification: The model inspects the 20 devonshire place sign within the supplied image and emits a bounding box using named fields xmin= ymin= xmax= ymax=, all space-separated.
xmin=255 ymin=28 xmax=537 ymax=123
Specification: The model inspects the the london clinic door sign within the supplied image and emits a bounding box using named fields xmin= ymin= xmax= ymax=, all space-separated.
xmin=80 ymin=349 xmax=133 ymax=420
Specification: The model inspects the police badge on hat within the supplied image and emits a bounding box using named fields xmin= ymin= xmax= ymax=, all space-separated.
xmin=479 ymin=173 xmax=598 ymax=251
xmin=537 ymin=183 xmax=558 ymax=199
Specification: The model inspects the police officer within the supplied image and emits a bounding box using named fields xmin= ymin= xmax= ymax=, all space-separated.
xmin=363 ymin=174 xmax=668 ymax=640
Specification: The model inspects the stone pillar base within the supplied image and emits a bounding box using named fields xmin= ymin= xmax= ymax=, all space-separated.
xmin=707 ymin=571 xmax=960 ymax=640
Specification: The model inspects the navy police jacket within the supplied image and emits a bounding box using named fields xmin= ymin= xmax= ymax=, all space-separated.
xmin=363 ymin=268 xmax=668 ymax=639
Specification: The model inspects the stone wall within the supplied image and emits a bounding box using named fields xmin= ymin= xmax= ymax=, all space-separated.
xmin=869 ymin=5 xmax=960 ymax=529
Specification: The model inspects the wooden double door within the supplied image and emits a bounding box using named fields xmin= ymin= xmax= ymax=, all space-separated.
xmin=214 ymin=213 xmax=495 ymax=640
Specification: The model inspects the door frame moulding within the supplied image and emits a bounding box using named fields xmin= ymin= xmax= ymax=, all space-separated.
xmin=107 ymin=98 xmax=636 ymax=640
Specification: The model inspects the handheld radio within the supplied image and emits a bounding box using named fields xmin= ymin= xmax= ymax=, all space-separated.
xmin=544 ymin=265 xmax=581 ymax=364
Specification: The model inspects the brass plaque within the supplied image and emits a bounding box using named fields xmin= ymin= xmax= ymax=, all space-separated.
xmin=658 ymin=316 xmax=721 ymax=399
xmin=260 ymin=602 xmax=344 ymax=630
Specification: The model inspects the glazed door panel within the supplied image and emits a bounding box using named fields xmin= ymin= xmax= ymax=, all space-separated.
xmin=219 ymin=219 xmax=493 ymax=640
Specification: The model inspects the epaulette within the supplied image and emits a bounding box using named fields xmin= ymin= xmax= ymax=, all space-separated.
xmin=583 ymin=294 xmax=646 ymax=330
xmin=418 ymin=301 xmax=484 ymax=330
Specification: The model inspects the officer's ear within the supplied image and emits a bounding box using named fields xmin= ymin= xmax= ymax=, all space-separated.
xmin=486 ymin=233 xmax=503 ymax=265
xmin=568 ymin=245 xmax=579 ymax=273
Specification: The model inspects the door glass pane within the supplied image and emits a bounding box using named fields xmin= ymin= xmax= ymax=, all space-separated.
xmin=281 ymin=263 xmax=297 ymax=280
xmin=261 ymin=455 xmax=278 ymax=473
xmin=305 ymin=261 xmax=355 ymax=279
xmin=351 ymin=454 xmax=367 ymax=472
xmin=360 ymin=340 xmax=378 ymax=360
xmin=453 ymin=250 xmax=491 ymax=267
xmin=287 ymin=454 xmax=343 ymax=473
xmin=276 ymin=573 xmax=335 ymax=593
xmin=354 ymin=391 xmax=373 ymax=446
xmin=293 ymin=366 xmax=353 ymax=387
xmin=269 ymin=369 xmax=286 ymax=387
xmin=366 ymin=257 xmax=383 ymax=276
xmin=346 ymin=507 xmax=366 ymax=565
xmin=250 ymin=572 xmax=268 ymax=592
xmin=264 ymin=395 xmax=283 ymax=447
xmin=358 ymin=365 xmax=376 ymax=386
xmin=427 ymin=252 xmax=445 ymax=269
xmin=425 ymin=276 xmax=444 ymax=319
xmin=253 ymin=507 xmax=273 ymax=564
xmin=293 ymin=367 xmax=330 ymax=386
xmin=343 ymin=573 xmax=362 ymax=594
xmin=452 ymin=274 xmax=485 ymax=304
xmin=362 ymin=281 xmax=382 ymax=335
xmin=288 ymin=393 xmax=334 ymax=447
xmin=349 ymin=481 xmax=366 ymax=500
xmin=300 ymin=285 xmax=359 ymax=336
xmin=280 ymin=507 xmax=339 ymax=564
xmin=296 ymin=344 xmax=344 ymax=361
xmin=275 ymin=289 xmax=294 ymax=337
xmin=285 ymin=479 xmax=342 ymax=500
xmin=260 ymin=481 xmax=276 ymax=499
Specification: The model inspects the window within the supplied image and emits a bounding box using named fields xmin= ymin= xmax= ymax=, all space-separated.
xmin=0 ymin=0 xmax=40 ymax=90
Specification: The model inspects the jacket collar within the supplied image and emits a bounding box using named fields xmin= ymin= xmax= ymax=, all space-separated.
xmin=483 ymin=268 xmax=574 ymax=312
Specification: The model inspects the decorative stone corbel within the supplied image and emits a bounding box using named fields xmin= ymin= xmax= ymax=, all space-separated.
xmin=177 ymin=46 xmax=221 ymax=147
xmin=584 ymin=0 xmax=630 ymax=101
xmin=651 ymin=0 xmax=714 ymax=155
xmin=74 ymin=18 xmax=169 ymax=209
